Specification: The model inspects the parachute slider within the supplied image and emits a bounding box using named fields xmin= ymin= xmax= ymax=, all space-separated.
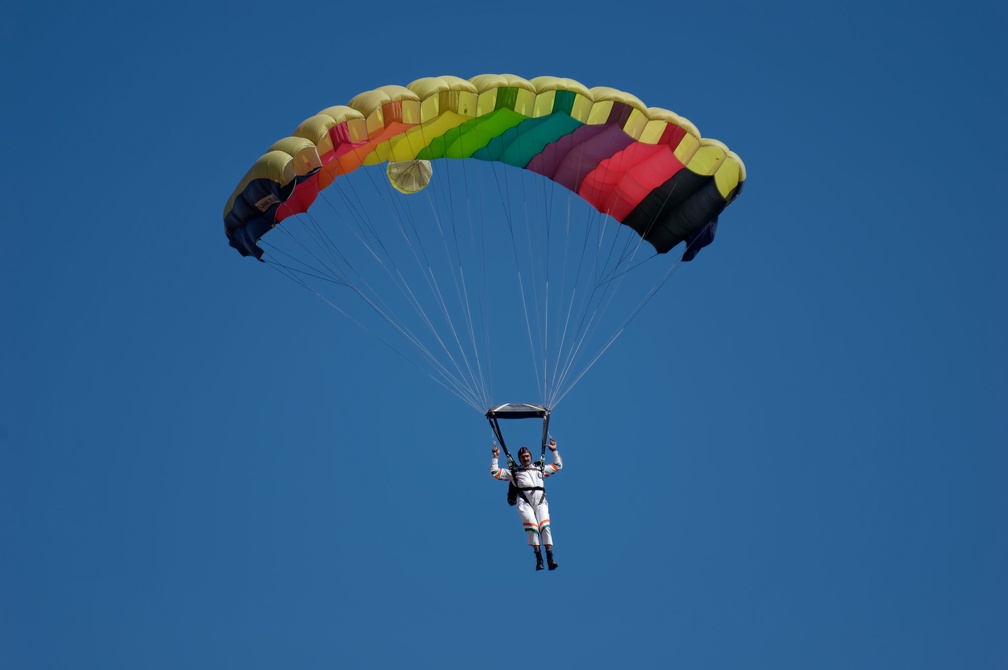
xmin=485 ymin=403 xmax=549 ymax=420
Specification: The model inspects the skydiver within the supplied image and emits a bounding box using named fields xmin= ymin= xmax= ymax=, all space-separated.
xmin=490 ymin=438 xmax=562 ymax=570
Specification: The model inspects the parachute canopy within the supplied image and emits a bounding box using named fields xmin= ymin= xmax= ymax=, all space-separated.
xmin=224 ymin=74 xmax=745 ymax=263
xmin=222 ymin=74 xmax=747 ymax=412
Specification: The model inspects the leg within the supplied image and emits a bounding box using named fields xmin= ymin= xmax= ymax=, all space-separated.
xmin=517 ymin=499 xmax=544 ymax=570
xmin=516 ymin=498 xmax=540 ymax=547
xmin=534 ymin=498 xmax=552 ymax=547
xmin=535 ymin=498 xmax=558 ymax=570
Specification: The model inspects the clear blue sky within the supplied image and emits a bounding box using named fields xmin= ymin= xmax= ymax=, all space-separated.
xmin=3 ymin=1 xmax=1006 ymax=668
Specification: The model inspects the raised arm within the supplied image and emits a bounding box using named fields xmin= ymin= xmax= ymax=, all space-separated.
xmin=544 ymin=438 xmax=562 ymax=477
xmin=490 ymin=444 xmax=512 ymax=480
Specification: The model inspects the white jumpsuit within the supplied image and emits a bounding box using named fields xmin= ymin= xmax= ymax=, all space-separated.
xmin=491 ymin=451 xmax=562 ymax=547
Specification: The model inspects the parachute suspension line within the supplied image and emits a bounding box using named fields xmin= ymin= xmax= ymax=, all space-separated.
xmin=552 ymin=225 xmax=643 ymax=403
xmin=540 ymin=180 xmax=567 ymax=408
xmin=425 ymin=157 xmax=493 ymax=409
xmin=317 ymin=180 xmax=451 ymax=347
xmin=550 ymin=224 xmax=707 ymax=410
xmin=475 ymin=164 xmax=495 ymax=407
xmin=528 ymin=161 xmax=562 ymax=405
xmin=372 ymin=161 xmax=495 ymax=410
xmin=604 ymin=205 xmax=656 ymax=284
xmin=265 ymin=208 xmax=362 ymax=288
xmin=325 ymin=162 xmax=401 ymax=261
xmin=455 ymin=157 xmax=493 ymax=409
xmin=549 ymin=179 xmax=617 ymax=407
xmin=526 ymin=155 xmax=631 ymax=409
xmin=261 ymin=233 xmax=349 ymax=288
xmin=551 ymin=234 xmax=611 ymax=403
xmin=545 ymin=185 xmax=592 ymax=408
xmin=542 ymin=170 xmax=573 ymax=407
xmin=553 ymin=248 xmax=650 ymax=404
xmin=558 ymin=203 xmax=623 ymax=400
xmin=547 ymin=191 xmax=612 ymax=405
xmin=520 ymin=163 xmax=551 ymax=404
xmin=488 ymin=159 xmax=547 ymax=403
xmin=306 ymin=168 xmax=491 ymax=410
xmin=507 ymin=162 xmax=547 ymax=403
xmin=540 ymin=171 xmax=552 ymax=407
xmin=383 ymin=166 xmax=494 ymax=410
xmin=457 ymin=157 xmax=496 ymax=410
xmin=544 ymin=171 xmax=587 ymax=409
xmin=374 ymin=184 xmax=489 ymax=408
xmin=480 ymin=155 xmax=616 ymax=409
xmin=511 ymin=160 xmax=547 ymax=402
xmin=593 ymin=146 xmax=665 ymax=287
xmin=379 ymin=101 xmax=491 ymax=407
xmin=422 ymin=158 xmax=492 ymax=410
xmin=483 ymin=125 xmax=637 ymax=409
xmin=392 ymin=165 xmax=484 ymax=404
xmin=265 ymin=138 xmax=694 ymax=414
xmin=551 ymin=249 xmax=686 ymax=408
xmin=394 ymin=113 xmax=492 ymax=410
xmin=545 ymin=144 xmax=664 ymax=407
xmin=260 ymin=253 xmax=484 ymax=413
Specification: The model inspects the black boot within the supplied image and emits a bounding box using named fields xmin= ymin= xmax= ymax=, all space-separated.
xmin=535 ymin=549 xmax=544 ymax=571
xmin=546 ymin=550 xmax=558 ymax=570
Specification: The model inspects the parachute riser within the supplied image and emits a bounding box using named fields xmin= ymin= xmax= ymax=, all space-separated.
xmin=485 ymin=403 xmax=551 ymax=473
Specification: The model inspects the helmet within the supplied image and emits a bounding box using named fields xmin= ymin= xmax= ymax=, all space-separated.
xmin=518 ymin=446 xmax=531 ymax=458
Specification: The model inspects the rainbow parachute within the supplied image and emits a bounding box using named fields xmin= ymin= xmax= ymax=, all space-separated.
xmin=224 ymin=74 xmax=745 ymax=263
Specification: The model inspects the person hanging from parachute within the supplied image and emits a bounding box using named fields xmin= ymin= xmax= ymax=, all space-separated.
xmin=490 ymin=437 xmax=562 ymax=571
xmin=223 ymin=76 xmax=746 ymax=568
